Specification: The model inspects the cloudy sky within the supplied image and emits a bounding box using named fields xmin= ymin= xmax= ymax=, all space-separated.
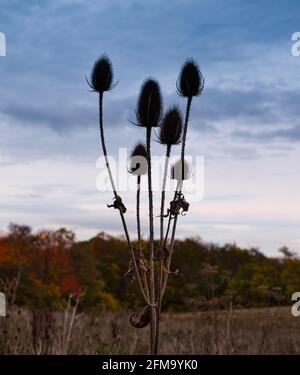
xmin=0 ymin=0 xmax=300 ymax=255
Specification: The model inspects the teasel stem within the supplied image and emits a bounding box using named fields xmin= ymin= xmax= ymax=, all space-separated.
xmin=159 ymin=144 xmax=171 ymax=255
xmin=136 ymin=175 xmax=142 ymax=244
xmin=99 ymin=92 xmax=150 ymax=306
xmin=181 ymin=97 xmax=192 ymax=170
xmin=136 ymin=174 xmax=150 ymax=301
xmin=161 ymin=180 xmax=181 ymax=298
xmin=99 ymin=92 xmax=117 ymax=195
xmin=146 ymin=125 xmax=157 ymax=355
xmin=154 ymin=143 xmax=171 ymax=354
xmin=162 ymin=210 xmax=172 ymax=252
xmin=155 ymin=100 xmax=192 ymax=352
xmin=161 ymin=96 xmax=192 ymax=299
xmin=161 ymin=97 xmax=192 ymax=248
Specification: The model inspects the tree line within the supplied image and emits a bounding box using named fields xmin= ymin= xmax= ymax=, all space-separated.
xmin=0 ymin=224 xmax=298 ymax=311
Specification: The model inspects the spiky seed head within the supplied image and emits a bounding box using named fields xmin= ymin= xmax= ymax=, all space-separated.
xmin=158 ymin=106 xmax=183 ymax=146
xmin=129 ymin=142 xmax=148 ymax=175
xmin=136 ymin=78 xmax=162 ymax=128
xmin=171 ymin=159 xmax=191 ymax=181
xmin=177 ymin=58 xmax=204 ymax=98
xmin=88 ymin=54 xmax=117 ymax=93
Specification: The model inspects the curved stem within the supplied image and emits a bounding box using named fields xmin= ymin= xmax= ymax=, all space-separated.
xmin=162 ymin=215 xmax=172 ymax=251
xmin=161 ymin=182 xmax=181 ymax=298
xmin=154 ymin=144 xmax=171 ymax=354
xmin=159 ymin=145 xmax=171 ymax=254
xmin=180 ymin=97 xmax=192 ymax=171
xmin=161 ymin=96 xmax=192 ymax=299
xmin=137 ymin=175 xmax=150 ymax=301
xmin=99 ymin=92 xmax=150 ymax=305
xmin=99 ymin=93 xmax=118 ymax=197
xmin=137 ymin=175 xmax=142 ymax=249
xmin=146 ymin=126 xmax=157 ymax=355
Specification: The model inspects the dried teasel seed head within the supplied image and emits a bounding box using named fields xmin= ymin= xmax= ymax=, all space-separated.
xmin=129 ymin=142 xmax=148 ymax=175
xmin=177 ymin=58 xmax=204 ymax=98
xmin=158 ymin=106 xmax=183 ymax=146
xmin=136 ymin=78 xmax=162 ymax=128
xmin=129 ymin=306 xmax=151 ymax=328
xmin=171 ymin=159 xmax=191 ymax=181
xmin=87 ymin=54 xmax=117 ymax=93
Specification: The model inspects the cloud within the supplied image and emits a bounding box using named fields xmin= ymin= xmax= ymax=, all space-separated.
xmin=234 ymin=124 xmax=300 ymax=143
xmin=0 ymin=93 xmax=136 ymax=132
xmin=1 ymin=0 xmax=300 ymax=255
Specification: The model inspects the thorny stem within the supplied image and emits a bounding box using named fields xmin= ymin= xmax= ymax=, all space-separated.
xmin=159 ymin=145 xmax=171 ymax=255
xmin=161 ymin=96 xmax=192 ymax=299
xmin=99 ymin=92 xmax=150 ymax=306
xmin=154 ymin=144 xmax=171 ymax=354
xmin=162 ymin=213 xmax=172 ymax=252
xmin=180 ymin=97 xmax=192 ymax=175
xmin=160 ymin=97 xmax=192 ymax=249
xmin=99 ymin=93 xmax=118 ymax=196
xmin=161 ymin=181 xmax=181 ymax=298
xmin=137 ymin=175 xmax=142 ymax=248
xmin=146 ymin=126 xmax=157 ymax=355
xmin=137 ymin=175 xmax=150 ymax=301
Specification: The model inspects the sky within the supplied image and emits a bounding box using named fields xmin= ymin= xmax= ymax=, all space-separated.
xmin=0 ymin=0 xmax=300 ymax=255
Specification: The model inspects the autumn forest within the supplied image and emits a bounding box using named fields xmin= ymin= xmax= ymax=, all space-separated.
xmin=0 ymin=224 xmax=298 ymax=312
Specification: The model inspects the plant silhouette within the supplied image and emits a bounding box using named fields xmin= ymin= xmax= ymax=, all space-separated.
xmin=89 ymin=56 xmax=204 ymax=355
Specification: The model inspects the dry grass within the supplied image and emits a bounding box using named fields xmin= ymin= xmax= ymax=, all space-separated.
xmin=0 ymin=306 xmax=299 ymax=355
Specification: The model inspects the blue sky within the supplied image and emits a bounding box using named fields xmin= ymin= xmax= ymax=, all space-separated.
xmin=0 ymin=0 xmax=300 ymax=255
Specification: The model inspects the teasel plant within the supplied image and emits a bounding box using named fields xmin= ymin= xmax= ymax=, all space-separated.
xmin=135 ymin=78 xmax=163 ymax=354
xmin=154 ymin=106 xmax=183 ymax=353
xmin=89 ymin=55 xmax=204 ymax=355
xmin=162 ymin=58 xmax=205 ymax=272
xmin=87 ymin=55 xmax=151 ymax=307
xmin=128 ymin=143 xmax=150 ymax=302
